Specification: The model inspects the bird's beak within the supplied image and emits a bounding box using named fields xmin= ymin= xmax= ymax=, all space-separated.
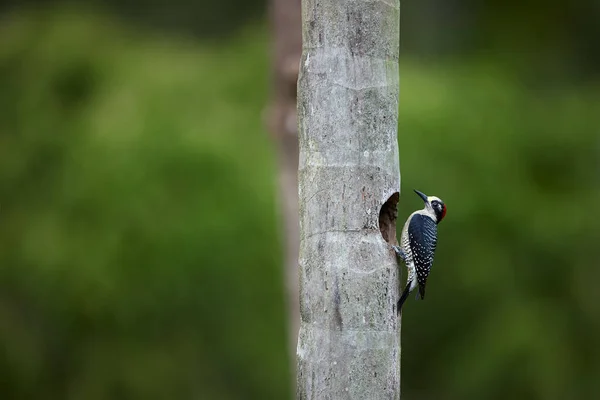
xmin=414 ymin=189 xmax=428 ymax=203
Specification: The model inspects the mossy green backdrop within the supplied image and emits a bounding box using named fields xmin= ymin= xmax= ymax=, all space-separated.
xmin=1 ymin=7 xmax=599 ymax=400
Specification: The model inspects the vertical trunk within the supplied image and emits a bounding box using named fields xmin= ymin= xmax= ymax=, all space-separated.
xmin=265 ymin=0 xmax=302 ymax=372
xmin=296 ymin=0 xmax=402 ymax=399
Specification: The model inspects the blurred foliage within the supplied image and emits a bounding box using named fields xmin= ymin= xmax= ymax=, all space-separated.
xmin=397 ymin=65 xmax=600 ymax=400
xmin=1 ymin=6 xmax=600 ymax=400
xmin=0 ymin=0 xmax=266 ymax=38
xmin=2 ymin=0 xmax=600 ymax=81
xmin=400 ymin=0 xmax=600 ymax=80
xmin=0 ymin=9 xmax=288 ymax=400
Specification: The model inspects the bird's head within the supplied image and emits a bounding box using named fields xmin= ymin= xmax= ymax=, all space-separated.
xmin=414 ymin=189 xmax=447 ymax=223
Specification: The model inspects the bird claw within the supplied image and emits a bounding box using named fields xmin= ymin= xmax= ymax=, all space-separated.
xmin=392 ymin=245 xmax=407 ymax=262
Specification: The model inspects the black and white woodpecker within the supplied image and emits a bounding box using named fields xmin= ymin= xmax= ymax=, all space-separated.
xmin=393 ymin=189 xmax=447 ymax=314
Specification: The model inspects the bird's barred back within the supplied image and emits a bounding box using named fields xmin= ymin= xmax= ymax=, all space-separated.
xmin=400 ymin=212 xmax=416 ymax=263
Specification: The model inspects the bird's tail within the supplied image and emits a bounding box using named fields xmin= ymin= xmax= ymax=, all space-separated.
xmin=397 ymin=281 xmax=412 ymax=315
xmin=417 ymin=283 xmax=426 ymax=300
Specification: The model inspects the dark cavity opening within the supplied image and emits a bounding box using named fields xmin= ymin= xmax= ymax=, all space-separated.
xmin=378 ymin=192 xmax=399 ymax=245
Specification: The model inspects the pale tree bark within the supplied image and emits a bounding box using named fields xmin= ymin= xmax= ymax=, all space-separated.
xmin=265 ymin=0 xmax=302 ymax=369
xmin=296 ymin=0 xmax=401 ymax=398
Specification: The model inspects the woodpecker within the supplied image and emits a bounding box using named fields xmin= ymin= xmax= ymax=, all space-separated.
xmin=393 ymin=189 xmax=447 ymax=314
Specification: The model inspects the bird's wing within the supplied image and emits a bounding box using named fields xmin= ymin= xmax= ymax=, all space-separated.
xmin=408 ymin=213 xmax=438 ymax=298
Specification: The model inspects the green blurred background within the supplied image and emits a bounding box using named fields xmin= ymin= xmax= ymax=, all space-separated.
xmin=0 ymin=1 xmax=599 ymax=399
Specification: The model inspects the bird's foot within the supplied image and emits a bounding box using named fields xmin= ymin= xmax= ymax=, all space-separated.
xmin=392 ymin=245 xmax=407 ymax=262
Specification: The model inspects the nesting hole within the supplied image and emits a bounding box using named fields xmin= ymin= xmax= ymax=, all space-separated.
xmin=378 ymin=192 xmax=399 ymax=246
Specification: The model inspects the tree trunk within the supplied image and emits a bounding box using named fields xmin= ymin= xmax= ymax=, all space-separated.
xmin=296 ymin=0 xmax=402 ymax=398
xmin=265 ymin=0 xmax=302 ymax=372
